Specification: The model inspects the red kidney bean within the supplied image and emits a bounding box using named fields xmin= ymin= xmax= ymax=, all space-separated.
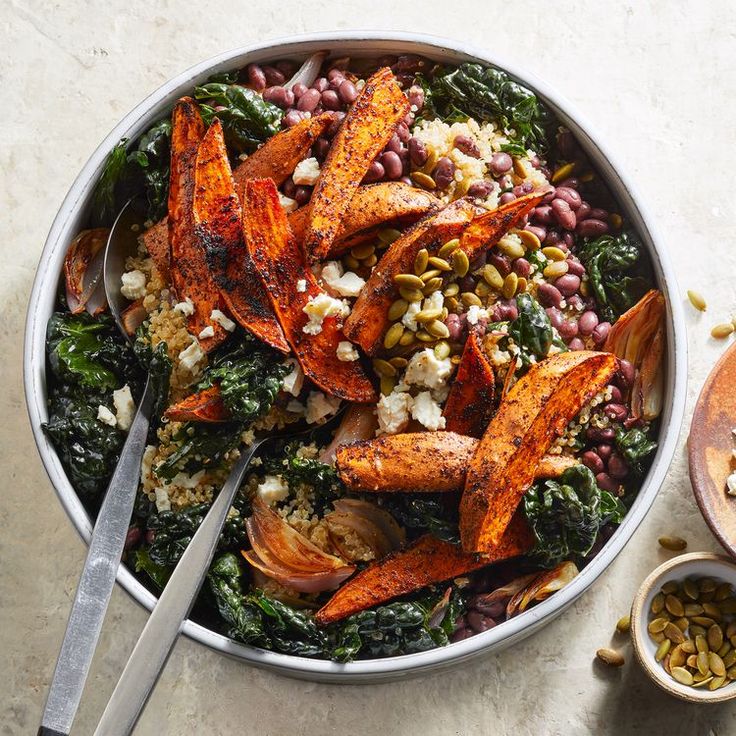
xmin=489 ymin=252 xmax=511 ymax=277
xmin=513 ymin=181 xmax=534 ymax=196
xmin=512 ymin=258 xmax=531 ymax=278
xmin=608 ymin=385 xmax=623 ymax=404
xmin=538 ymin=283 xmax=563 ymax=309
xmin=291 ymin=82 xmax=308 ymax=100
xmin=497 ymin=175 xmax=512 ymax=190
xmin=541 ymin=188 xmax=556 ymax=204
xmin=587 ymin=426 xmax=616 ymax=442
xmin=597 ymin=443 xmax=613 ymax=462
xmin=433 ymin=157 xmax=456 ymax=189
xmin=469 ymin=251 xmax=487 ymax=271
xmin=445 ymin=313 xmax=464 ymax=341
xmin=297 ymin=88 xmax=321 ymax=112
xmin=471 ymin=597 xmax=505 ymax=618
xmin=320 ymin=89 xmax=341 ymax=111
xmin=263 ymin=65 xmax=286 ymax=86
xmin=555 ymin=273 xmax=581 ymax=297
xmin=576 ymin=201 xmax=592 ymax=220
xmin=453 ymin=135 xmax=480 ymax=158
xmin=403 ymin=111 xmax=415 ymax=126
xmin=125 ymin=525 xmax=142 ymax=551
xmin=567 ymin=295 xmax=584 ymax=312
xmin=400 ymin=176 xmax=413 ymax=186
xmin=246 ymin=63 xmax=267 ymax=91
xmin=385 ymin=134 xmax=402 ymax=154
xmin=592 ymin=321 xmax=611 ymax=345
xmin=544 ymin=229 xmax=561 ymax=246
xmin=328 ymin=67 xmax=345 ymax=81
xmin=275 ymin=59 xmax=297 ymax=78
xmin=381 ymin=151 xmax=403 ymax=180
xmin=338 ymin=79 xmax=359 ymax=104
xmin=533 ymin=205 xmax=554 ymax=225
xmin=263 ymin=86 xmax=294 ymax=109
xmin=312 ymin=77 xmax=329 ymax=92
xmin=524 ymin=224 xmax=546 ymax=243
xmin=557 ymin=129 xmax=577 ymax=158
xmin=145 ymin=529 xmax=155 ymax=544
xmin=467 ymin=180 xmax=495 ymax=198
xmin=568 ymin=337 xmax=585 ymax=350
xmin=492 ymin=301 xmax=518 ymax=322
xmin=596 ymin=472 xmax=620 ymax=493
xmin=551 ymin=198 xmax=577 ymax=230
xmin=558 ymin=319 xmax=579 ymax=340
xmin=578 ymin=310 xmax=599 ymax=336
xmin=566 ymin=258 xmax=586 ymax=277
xmin=408 ymin=137 xmax=428 ymax=167
xmin=396 ymin=121 xmax=410 ymax=142
xmin=294 ymin=186 xmax=312 ymax=205
xmin=313 ymin=137 xmax=330 ymax=161
xmin=407 ymin=85 xmax=425 ymax=110
xmin=326 ymin=111 xmax=345 ymax=137
xmin=617 ymin=358 xmax=636 ymax=387
xmin=484 ymin=152 xmax=511 ymax=177
xmin=558 ymin=177 xmax=580 ymax=190
xmin=362 ymin=160 xmax=385 ymax=184
xmin=282 ymin=177 xmax=297 ymax=198
xmin=582 ymin=450 xmax=604 ymax=475
xmin=577 ymin=219 xmax=609 ymax=238
xmin=604 ymin=403 xmax=629 ymax=422
xmin=328 ymin=72 xmax=346 ymax=90
xmin=451 ymin=627 xmax=473 ymax=643
xmin=554 ymin=186 xmax=582 ymax=210
xmin=563 ymin=232 xmax=575 ymax=249
xmin=545 ymin=307 xmax=563 ymax=330
xmin=499 ymin=192 xmax=516 ymax=205
xmin=467 ymin=611 xmax=496 ymax=633
xmin=589 ymin=207 xmax=609 ymax=221
xmin=607 ymin=453 xmax=629 ymax=480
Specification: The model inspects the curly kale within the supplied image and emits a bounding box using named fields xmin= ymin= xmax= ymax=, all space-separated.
xmin=508 ymin=293 xmax=565 ymax=366
xmin=576 ymin=231 xmax=652 ymax=323
xmin=523 ymin=465 xmax=626 ymax=567
xmin=615 ymin=424 xmax=658 ymax=478
xmin=378 ymin=495 xmax=459 ymax=544
xmin=424 ymin=63 xmax=553 ymax=154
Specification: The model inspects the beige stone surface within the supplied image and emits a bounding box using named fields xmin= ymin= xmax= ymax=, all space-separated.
xmin=2 ymin=1 xmax=736 ymax=734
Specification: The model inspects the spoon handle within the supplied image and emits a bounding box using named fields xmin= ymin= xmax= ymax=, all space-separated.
xmin=92 ymin=438 xmax=263 ymax=736
xmin=38 ymin=379 xmax=153 ymax=736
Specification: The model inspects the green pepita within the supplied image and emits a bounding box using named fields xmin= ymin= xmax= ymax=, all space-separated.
xmin=411 ymin=171 xmax=436 ymax=190
xmin=452 ymin=249 xmax=470 ymax=277
xmin=658 ymin=536 xmax=687 ymax=552
xmin=482 ymin=263 xmax=504 ymax=289
xmin=671 ymin=667 xmax=694 ymax=686
xmin=383 ymin=322 xmax=404 ymax=350
xmin=414 ymin=248 xmax=429 ymax=275
xmin=394 ymin=273 xmax=425 ymax=289
xmin=399 ymin=287 xmax=424 ymax=303
xmin=388 ymin=299 xmax=409 ymax=321
xmin=438 ymin=239 xmax=460 ymax=258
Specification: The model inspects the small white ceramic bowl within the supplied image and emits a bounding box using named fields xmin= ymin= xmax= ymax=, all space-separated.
xmin=630 ymin=552 xmax=736 ymax=703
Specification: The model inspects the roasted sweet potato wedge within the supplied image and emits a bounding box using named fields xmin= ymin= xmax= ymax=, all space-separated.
xmin=165 ymin=385 xmax=229 ymax=422
xmin=315 ymin=513 xmax=533 ymax=624
xmin=336 ymin=432 xmax=577 ymax=493
xmin=168 ymin=98 xmax=227 ymax=351
xmin=288 ymin=182 xmax=441 ymax=256
xmin=140 ymin=219 xmax=170 ymax=280
xmin=442 ymin=332 xmax=495 ymax=437
xmin=304 ymin=68 xmax=410 ymax=260
xmin=193 ymin=119 xmax=289 ymax=353
xmin=460 ymin=351 xmax=618 ymax=553
xmin=344 ymin=193 xmax=543 ymax=355
xmin=242 ymin=178 xmax=377 ymax=403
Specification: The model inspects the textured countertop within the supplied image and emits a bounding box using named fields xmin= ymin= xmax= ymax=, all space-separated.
xmin=3 ymin=2 xmax=736 ymax=734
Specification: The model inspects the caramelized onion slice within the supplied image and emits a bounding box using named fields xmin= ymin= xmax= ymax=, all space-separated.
xmin=506 ymin=561 xmax=579 ymax=617
xmin=319 ymin=404 xmax=378 ymax=465
xmin=64 ymin=228 xmax=109 ymax=315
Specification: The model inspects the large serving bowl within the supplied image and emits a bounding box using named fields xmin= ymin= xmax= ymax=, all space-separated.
xmin=24 ymin=31 xmax=687 ymax=683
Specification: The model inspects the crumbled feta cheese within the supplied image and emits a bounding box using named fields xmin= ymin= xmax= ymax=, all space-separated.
xmin=210 ymin=309 xmax=236 ymax=332
xmin=198 ymin=325 xmax=215 ymax=339
xmin=112 ymin=384 xmax=135 ymax=431
xmin=173 ymin=297 xmax=194 ymax=316
xmin=282 ymin=359 xmax=304 ymax=397
xmin=97 ymin=405 xmax=117 ymax=427
xmin=376 ymin=391 xmax=414 ymax=435
xmin=154 ymin=486 xmax=171 ymax=512
xmin=178 ymin=340 xmax=205 ymax=373
xmin=728 ymin=472 xmax=736 ymax=497
xmin=170 ymin=470 xmax=206 ymax=489
xmin=120 ymin=269 xmax=147 ymax=300
xmin=257 ymin=474 xmax=290 ymax=505
xmin=466 ymin=305 xmax=489 ymax=326
xmin=296 ymin=279 xmax=307 ymax=293
xmin=424 ymin=290 xmax=444 ymax=312
xmin=402 ymin=301 xmax=421 ymax=331
xmin=305 ymin=391 xmax=341 ymax=424
xmin=140 ymin=445 xmax=157 ymax=485
xmin=278 ymin=193 xmax=299 ymax=214
xmin=302 ymin=293 xmax=350 ymax=335
xmin=292 ymin=157 xmax=321 ymax=186
xmin=404 ymin=348 xmax=453 ymax=391
xmin=410 ymin=391 xmax=446 ymax=431
xmin=336 ymin=341 xmax=360 ymax=362
xmin=286 ymin=399 xmax=306 ymax=415
xmin=321 ymin=261 xmax=366 ymax=297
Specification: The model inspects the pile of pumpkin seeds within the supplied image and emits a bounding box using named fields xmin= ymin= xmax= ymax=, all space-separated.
xmin=647 ymin=576 xmax=736 ymax=690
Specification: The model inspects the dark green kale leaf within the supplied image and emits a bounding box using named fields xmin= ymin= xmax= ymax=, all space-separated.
xmin=91 ymin=140 xmax=129 ymax=226
xmin=523 ymin=465 xmax=626 ymax=567
xmin=508 ymin=293 xmax=564 ymax=366
xmin=576 ymin=231 xmax=652 ymax=323
xmin=378 ymin=495 xmax=459 ymax=544
xmin=195 ymin=83 xmax=282 ymax=153
xmin=133 ymin=332 xmax=173 ymax=426
xmin=615 ymin=424 xmax=657 ymax=478
xmin=134 ymin=548 xmax=172 ymax=589
xmin=425 ymin=63 xmax=552 ymax=153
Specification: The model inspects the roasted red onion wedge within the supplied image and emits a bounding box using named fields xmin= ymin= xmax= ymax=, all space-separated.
xmin=64 ymin=228 xmax=109 ymax=315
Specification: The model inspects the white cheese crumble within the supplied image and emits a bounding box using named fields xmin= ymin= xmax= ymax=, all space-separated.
xmin=727 ymin=471 xmax=736 ymax=497
xmin=410 ymin=391 xmax=446 ymax=431
xmin=97 ymin=405 xmax=117 ymax=427
xmin=170 ymin=470 xmax=206 ymax=489
xmin=466 ymin=305 xmax=489 ymax=326
xmin=305 ymin=391 xmax=342 ymax=424
xmin=286 ymin=399 xmax=306 ymax=415
xmin=292 ymin=156 xmax=321 ymax=186
xmin=282 ymin=359 xmax=304 ymax=397
xmin=404 ymin=348 xmax=453 ymax=391
xmin=173 ymin=297 xmax=195 ymax=316
xmin=154 ymin=486 xmax=171 ymax=512
xmin=321 ymin=261 xmax=366 ymax=298
xmin=257 ymin=474 xmax=291 ymax=504
xmin=336 ymin=340 xmax=360 ymax=362
xmin=402 ymin=301 xmax=421 ymax=331
xmin=112 ymin=384 xmax=135 ymax=431
xmin=210 ymin=309 xmax=236 ymax=332
xmin=376 ymin=391 xmax=413 ymax=435
xmin=120 ymin=269 xmax=147 ymax=300
xmin=302 ymin=293 xmax=350 ymax=335
xmin=296 ymin=279 xmax=307 ymax=293
xmin=278 ymin=193 xmax=299 ymax=214
xmin=198 ymin=325 xmax=215 ymax=339
xmin=178 ymin=340 xmax=205 ymax=373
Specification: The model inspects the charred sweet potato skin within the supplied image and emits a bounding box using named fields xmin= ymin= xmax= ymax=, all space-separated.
xmin=242 ymin=178 xmax=377 ymax=403
xmin=460 ymin=351 xmax=618 ymax=553
xmin=140 ymin=219 xmax=169 ymax=280
xmin=193 ymin=119 xmax=289 ymax=353
xmin=315 ymin=514 xmax=533 ymax=624
xmin=442 ymin=331 xmax=495 ymax=437
xmin=165 ymin=385 xmax=228 ymax=422
xmin=168 ymin=98 xmax=227 ymax=351
xmin=304 ymin=68 xmax=410 ymax=260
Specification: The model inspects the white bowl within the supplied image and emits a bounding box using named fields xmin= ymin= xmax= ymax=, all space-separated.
xmin=23 ymin=31 xmax=688 ymax=682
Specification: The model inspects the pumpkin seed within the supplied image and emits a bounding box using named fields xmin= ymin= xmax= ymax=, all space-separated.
xmin=394 ymin=273 xmax=425 ymax=289
xmin=709 ymin=676 xmax=726 ymax=690
xmin=655 ymin=639 xmax=671 ymax=662
xmin=378 ymin=228 xmax=402 ymax=245
xmin=649 ymin=617 xmax=669 ymax=634
xmin=728 ymin=665 xmax=736 ymax=680
xmin=658 ymin=536 xmax=687 ymax=551
xmin=687 ymin=290 xmax=707 ymax=312
xmin=443 ymin=282 xmax=460 ymax=297
xmin=422 ymin=278 xmax=444 ymax=295
xmin=428 ymin=256 xmax=452 ymax=272
xmin=389 ymin=357 xmax=408 ymax=369
xmin=700 ymin=590 xmax=716 ymax=603
xmin=383 ymin=322 xmax=404 ymax=350
xmin=708 ymin=624 xmax=724 ymax=651
xmin=399 ymin=330 xmax=416 ymax=347
xmin=551 ymin=161 xmax=576 ymax=184
xmin=452 ymin=249 xmax=470 ymax=277
xmin=414 ymin=248 xmax=429 ymax=275
xmin=715 ymin=583 xmax=733 ymax=602
xmin=696 ymin=634 xmax=709 ymax=653
xmin=596 ymin=648 xmax=624 ymax=667
xmin=723 ymin=650 xmax=736 ymax=668
xmin=661 ymin=581 xmax=679 ymax=595
xmin=580 ymin=171 xmax=595 ymax=183
xmin=541 ymin=246 xmax=567 ymax=262
xmin=671 ymin=667 xmax=694 ymax=686
xmin=420 ymin=268 xmax=442 ymax=282
xmin=461 ymin=292 xmax=483 ymax=308
xmin=434 ymin=341 xmax=451 ymax=360
xmin=709 ymin=652 xmax=726 ymax=676
xmin=579 ymin=280 xmax=590 ymax=297
xmin=516 ymin=229 xmax=541 ymax=251
xmin=351 ymin=242 xmax=375 ymax=260
xmin=372 ymin=358 xmax=397 ymax=377
xmin=399 ymin=287 xmax=424 ymax=303
xmin=692 ymin=672 xmax=711 ymax=684
xmin=674 ymin=617 xmax=689 ymax=632
xmin=610 ymin=213 xmax=623 ymax=230
xmin=415 ymin=329 xmax=435 ymax=343
xmin=482 ymin=263 xmax=504 ymax=289
xmin=438 ymin=239 xmax=460 ymax=258
xmin=421 ymin=148 xmax=439 ymax=175
xmin=411 ymin=171 xmax=436 ymax=190
xmin=683 ymin=579 xmax=700 ymax=601
xmin=690 ymin=625 xmax=707 ymax=638
xmin=475 ymin=281 xmax=491 ymax=298
xmin=415 ymin=308 xmax=443 ymax=324
xmin=711 ymin=323 xmax=734 ymax=339
xmin=364 ymin=253 xmax=378 ymax=268
xmin=512 ymin=157 xmax=526 ymax=178
xmin=703 ymin=602 xmax=722 ymax=620
xmin=697 ymin=650 xmax=711 ymax=676
xmin=685 ymin=603 xmax=704 ymax=617
xmin=450 ymin=354 xmax=462 ymax=365
xmin=650 ymin=631 xmax=666 ymax=644
xmin=445 ymin=296 xmax=459 ymax=312
xmin=691 ymin=616 xmax=717 ymax=628
xmin=615 ymin=615 xmax=631 ymax=634
xmin=543 ymin=260 xmax=570 ymax=279
xmin=665 ymin=595 xmax=685 ymax=617
xmin=496 ymin=236 xmax=525 ymax=259
xmin=343 ymin=254 xmax=361 ymax=270
xmin=651 ymin=593 xmax=666 ymax=614
xmin=426 ymin=319 xmax=450 ymax=339
xmin=388 ymin=299 xmax=409 ymax=321
xmin=669 ymin=645 xmax=686 ymax=668
xmin=502 ymin=273 xmax=519 ymax=300
xmin=718 ymin=642 xmax=732 ymax=659
xmin=517 ymin=277 xmax=528 ymax=293
xmin=692 ymin=676 xmax=713 ymax=689
xmin=380 ymin=375 xmax=396 ymax=395
xmin=681 ymin=639 xmax=697 ymax=654
xmin=728 ymin=621 xmax=736 ymax=639
xmin=664 ymin=622 xmax=685 ymax=644
xmin=722 ymin=599 xmax=736 ymax=614
xmin=687 ymin=654 xmax=699 ymax=668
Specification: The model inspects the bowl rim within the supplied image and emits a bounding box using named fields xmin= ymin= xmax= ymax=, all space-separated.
xmin=629 ymin=552 xmax=736 ymax=703
xmin=23 ymin=30 xmax=688 ymax=683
